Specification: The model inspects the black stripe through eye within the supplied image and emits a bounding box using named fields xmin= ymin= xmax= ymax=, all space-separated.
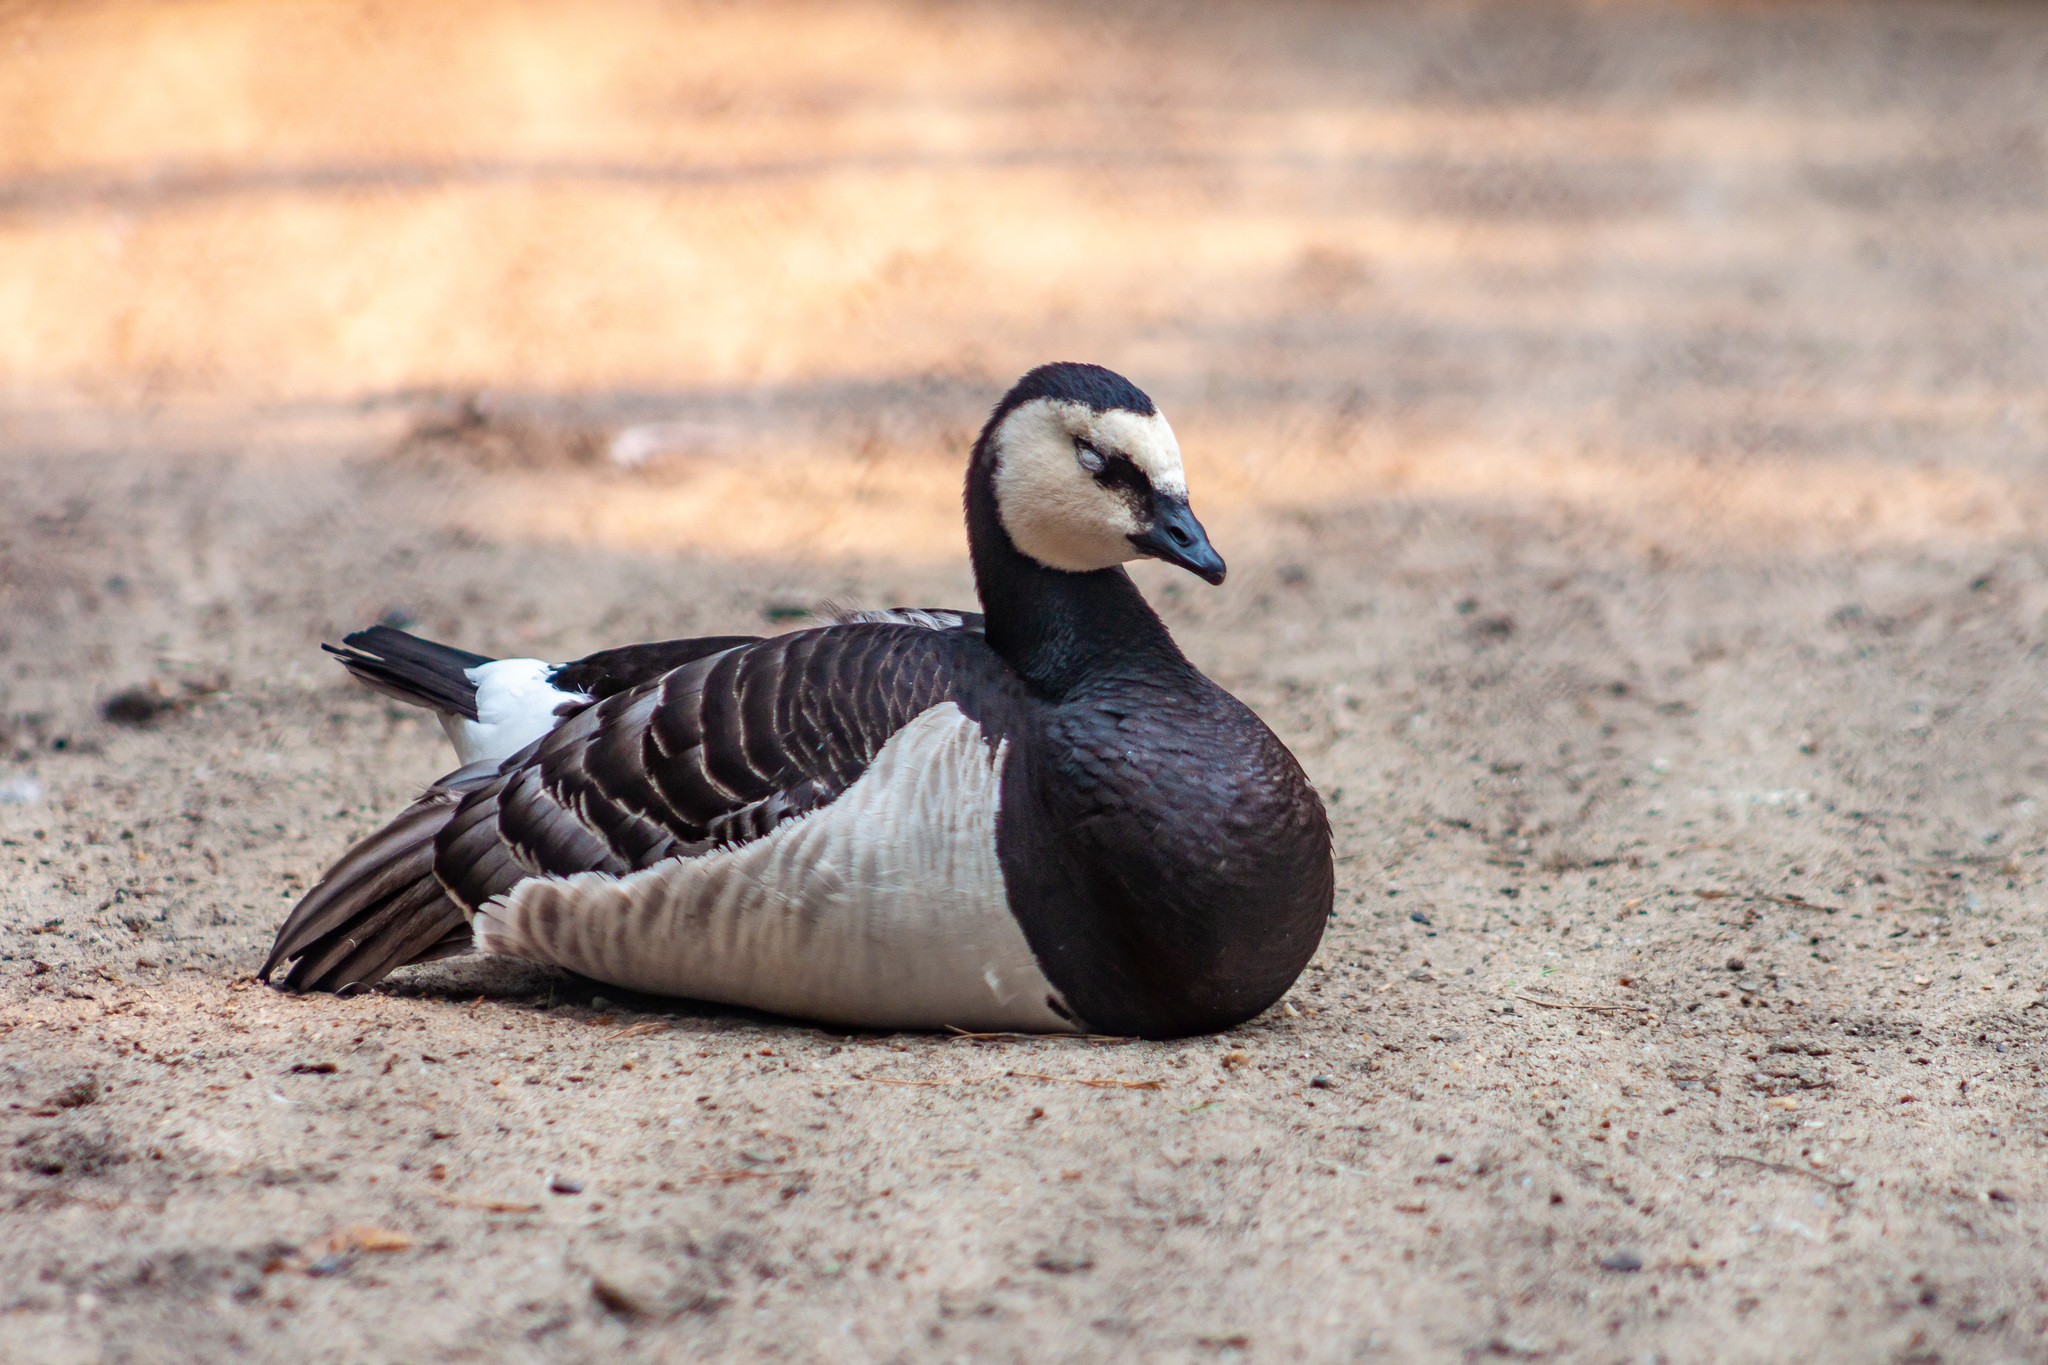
xmin=1091 ymin=450 xmax=1149 ymax=493
xmin=1087 ymin=448 xmax=1155 ymax=520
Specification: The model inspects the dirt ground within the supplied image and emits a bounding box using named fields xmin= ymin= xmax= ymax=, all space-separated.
xmin=2 ymin=2 xmax=2046 ymax=1362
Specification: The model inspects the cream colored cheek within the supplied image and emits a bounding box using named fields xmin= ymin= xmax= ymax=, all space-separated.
xmin=1005 ymin=483 xmax=1142 ymax=571
xmin=1086 ymin=485 xmax=1141 ymax=536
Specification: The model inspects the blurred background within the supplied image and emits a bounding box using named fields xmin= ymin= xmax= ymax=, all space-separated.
xmin=5 ymin=0 xmax=2043 ymax=564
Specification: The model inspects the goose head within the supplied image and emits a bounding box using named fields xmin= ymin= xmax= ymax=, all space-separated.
xmin=973 ymin=363 xmax=1226 ymax=585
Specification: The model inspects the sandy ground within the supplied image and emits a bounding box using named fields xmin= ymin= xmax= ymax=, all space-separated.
xmin=3 ymin=2 xmax=2047 ymax=1362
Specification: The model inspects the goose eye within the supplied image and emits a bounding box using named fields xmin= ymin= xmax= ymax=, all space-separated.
xmin=1074 ymin=440 xmax=1105 ymax=475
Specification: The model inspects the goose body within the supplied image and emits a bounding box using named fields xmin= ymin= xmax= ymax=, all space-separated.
xmin=263 ymin=364 xmax=1332 ymax=1038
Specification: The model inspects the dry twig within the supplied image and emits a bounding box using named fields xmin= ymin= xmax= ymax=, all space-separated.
xmin=1758 ymin=894 xmax=1844 ymax=913
xmin=945 ymin=1026 xmax=1135 ymax=1043
xmin=1713 ymin=1152 xmax=1854 ymax=1190
xmin=1512 ymin=994 xmax=1650 ymax=1014
xmin=1694 ymin=889 xmax=1843 ymax=914
xmin=433 ymin=1192 xmax=542 ymax=1213
xmin=313 ymin=1224 xmax=413 ymax=1254
xmin=1007 ymin=1070 xmax=1163 ymax=1090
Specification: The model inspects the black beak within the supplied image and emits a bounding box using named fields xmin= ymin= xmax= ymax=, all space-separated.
xmin=1129 ymin=498 xmax=1227 ymax=585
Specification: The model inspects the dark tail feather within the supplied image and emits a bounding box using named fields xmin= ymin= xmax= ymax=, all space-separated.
xmin=261 ymin=763 xmax=498 ymax=993
xmin=324 ymin=625 xmax=494 ymax=720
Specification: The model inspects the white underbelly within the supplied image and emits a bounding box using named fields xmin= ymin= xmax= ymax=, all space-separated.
xmin=471 ymin=702 xmax=1074 ymax=1032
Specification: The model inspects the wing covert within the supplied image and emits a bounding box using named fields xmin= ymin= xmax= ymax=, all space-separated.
xmin=432 ymin=623 xmax=1010 ymax=913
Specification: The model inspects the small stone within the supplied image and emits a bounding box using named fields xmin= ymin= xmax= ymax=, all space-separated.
xmin=1406 ymin=969 xmax=1434 ymax=983
xmin=1309 ymin=1075 xmax=1334 ymax=1090
xmin=1409 ymin=911 xmax=1432 ymax=926
xmin=591 ymin=1277 xmax=650 ymax=1318
xmin=1034 ymin=1250 xmax=1094 ymax=1274
xmin=550 ymin=1177 xmax=585 ymax=1195
xmin=1598 ymin=1250 xmax=1644 ymax=1272
xmin=1726 ymin=958 xmax=1745 ymax=972
xmin=104 ymin=686 xmax=182 ymax=726
xmin=49 ymin=1077 xmax=99 ymax=1109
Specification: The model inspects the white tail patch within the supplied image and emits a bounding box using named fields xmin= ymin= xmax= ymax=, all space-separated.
xmin=473 ymin=703 xmax=1075 ymax=1032
xmin=439 ymin=658 xmax=588 ymax=767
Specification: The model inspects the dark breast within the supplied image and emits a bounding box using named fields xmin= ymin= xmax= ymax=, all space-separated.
xmin=997 ymin=669 xmax=1333 ymax=1038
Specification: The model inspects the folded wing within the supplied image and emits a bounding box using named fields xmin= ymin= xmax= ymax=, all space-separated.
xmin=262 ymin=620 xmax=1006 ymax=992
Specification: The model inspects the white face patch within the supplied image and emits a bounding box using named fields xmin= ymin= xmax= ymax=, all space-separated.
xmin=991 ymin=398 xmax=1187 ymax=573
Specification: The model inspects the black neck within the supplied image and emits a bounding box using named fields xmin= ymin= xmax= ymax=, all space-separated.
xmin=965 ymin=445 xmax=1187 ymax=698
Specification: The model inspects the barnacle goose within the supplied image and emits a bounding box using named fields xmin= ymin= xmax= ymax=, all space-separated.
xmin=261 ymin=363 xmax=1333 ymax=1038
